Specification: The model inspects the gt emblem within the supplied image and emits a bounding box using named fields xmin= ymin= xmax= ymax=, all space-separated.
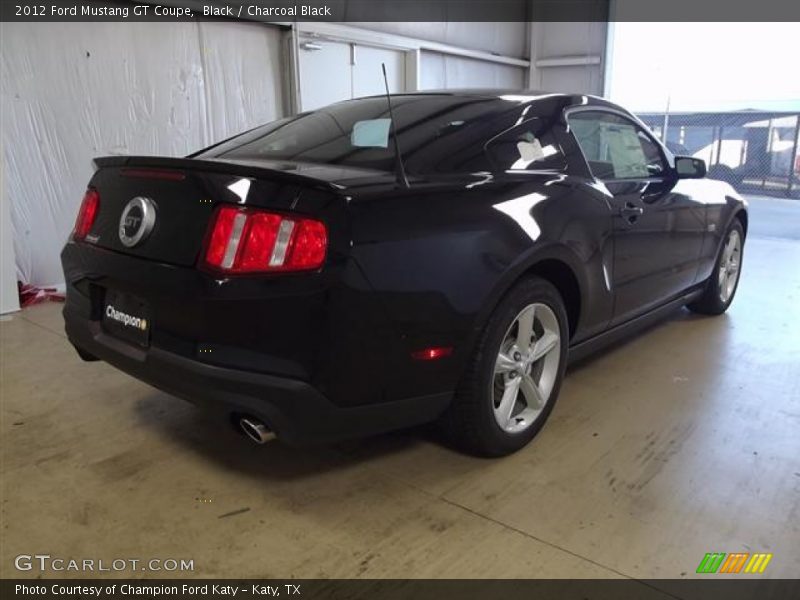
xmin=119 ymin=196 xmax=156 ymax=247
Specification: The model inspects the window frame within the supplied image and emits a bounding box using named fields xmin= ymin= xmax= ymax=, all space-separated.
xmin=564 ymin=106 xmax=672 ymax=183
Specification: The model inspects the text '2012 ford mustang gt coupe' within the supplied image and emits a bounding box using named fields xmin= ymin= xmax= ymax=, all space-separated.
xmin=61 ymin=91 xmax=747 ymax=456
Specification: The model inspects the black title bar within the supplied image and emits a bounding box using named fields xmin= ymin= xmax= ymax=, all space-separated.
xmin=2 ymin=0 xmax=800 ymax=22
xmin=4 ymin=579 xmax=800 ymax=600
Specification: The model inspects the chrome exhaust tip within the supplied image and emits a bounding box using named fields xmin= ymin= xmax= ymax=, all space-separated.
xmin=239 ymin=417 xmax=275 ymax=444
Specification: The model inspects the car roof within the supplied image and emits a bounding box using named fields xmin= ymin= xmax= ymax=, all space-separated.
xmin=358 ymin=88 xmax=564 ymax=100
xmin=355 ymin=89 xmax=625 ymax=113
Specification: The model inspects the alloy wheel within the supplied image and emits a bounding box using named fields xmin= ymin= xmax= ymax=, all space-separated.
xmin=718 ymin=229 xmax=742 ymax=303
xmin=492 ymin=303 xmax=561 ymax=434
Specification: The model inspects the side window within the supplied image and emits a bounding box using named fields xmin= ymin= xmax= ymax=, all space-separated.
xmin=568 ymin=111 xmax=667 ymax=180
xmin=485 ymin=118 xmax=566 ymax=172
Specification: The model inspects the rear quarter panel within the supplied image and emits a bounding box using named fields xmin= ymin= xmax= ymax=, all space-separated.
xmin=348 ymin=173 xmax=615 ymax=402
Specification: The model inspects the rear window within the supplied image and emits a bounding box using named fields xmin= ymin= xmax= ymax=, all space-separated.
xmin=485 ymin=117 xmax=566 ymax=172
xmin=200 ymin=95 xmax=517 ymax=175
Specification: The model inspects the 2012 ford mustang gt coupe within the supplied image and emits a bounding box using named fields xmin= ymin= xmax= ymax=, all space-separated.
xmin=61 ymin=91 xmax=747 ymax=456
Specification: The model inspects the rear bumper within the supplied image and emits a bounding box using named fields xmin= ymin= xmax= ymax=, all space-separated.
xmin=64 ymin=307 xmax=451 ymax=445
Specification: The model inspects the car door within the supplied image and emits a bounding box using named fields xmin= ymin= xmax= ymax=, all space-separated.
xmin=567 ymin=109 xmax=706 ymax=326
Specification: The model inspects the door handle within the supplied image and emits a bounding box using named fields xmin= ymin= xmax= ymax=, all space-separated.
xmin=619 ymin=202 xmax=644 ymax=224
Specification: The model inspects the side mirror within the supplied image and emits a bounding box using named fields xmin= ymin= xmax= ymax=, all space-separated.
xmin=675 ymin=156 xmax=706 ymax=179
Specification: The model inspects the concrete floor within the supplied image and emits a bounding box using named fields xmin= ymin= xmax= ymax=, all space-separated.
xmin=1 ymin=197 xmax=799 ymax=580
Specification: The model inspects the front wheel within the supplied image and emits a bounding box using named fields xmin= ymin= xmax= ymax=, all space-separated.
xmin=687 ymin=220 xmax=745 ymax=315
xmin=440 ymin=277 xmax=568 ymax=457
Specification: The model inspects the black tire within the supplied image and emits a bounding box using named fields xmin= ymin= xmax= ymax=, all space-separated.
xmin=687 ymin=220 xmax=745 ymax=315
xmin=440 ymin=277 xmax=569 ymax=457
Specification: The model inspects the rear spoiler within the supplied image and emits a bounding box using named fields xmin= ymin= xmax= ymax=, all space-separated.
xmin=92 ymin=156 xmax=346 ymax=193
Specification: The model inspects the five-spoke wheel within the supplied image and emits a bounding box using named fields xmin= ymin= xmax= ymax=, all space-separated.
xmin=718 ymin=228 xmax=742 ymax=304
xmin=492 ymin=303 xmax=561 ymax=434
xmin=441 ymin=277 xmax=568 ymax=456
xmin=688 ymin=219 xmax=745 ymax=315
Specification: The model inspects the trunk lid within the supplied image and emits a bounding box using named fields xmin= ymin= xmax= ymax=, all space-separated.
xmin=85 ymin=156 xmax=349 ymax=267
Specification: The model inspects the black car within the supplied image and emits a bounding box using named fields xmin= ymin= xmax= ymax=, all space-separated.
xmin=61 ymin=91 xmax=747 ymax=456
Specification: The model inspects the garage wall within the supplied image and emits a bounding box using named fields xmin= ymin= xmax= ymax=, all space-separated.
xmin=529 ymin=21 xmax=608 ymax=95
xmin=358 ymin=21 xmax=529 ymax=92
xmin=353 ymin=22 xmax=529 ymax=58
xmin=297 ymin=38 xmax=407 ymax=111
xmin=198 ymin=22 xmax=285 ymax=142
xmin=419 ymin=52 xmax=525 ymax=89
xmin=0 ymin=147 xmax=19 ymax=314
xmin=0 ymin=21 xmax=284 ymax=287
xmin=355 ymin=21 xmax=607 ymax=95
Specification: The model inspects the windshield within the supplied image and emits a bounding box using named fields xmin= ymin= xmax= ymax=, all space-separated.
xmin=199 ymin=95 xmax=517 ymax=175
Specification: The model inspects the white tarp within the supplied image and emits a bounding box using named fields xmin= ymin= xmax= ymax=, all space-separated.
xmin=0 ymin=21 xmax=285 ymax=287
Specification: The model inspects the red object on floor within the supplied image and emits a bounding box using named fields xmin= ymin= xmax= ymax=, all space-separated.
xmin=18 ymin=282 xmax=65 ymax=308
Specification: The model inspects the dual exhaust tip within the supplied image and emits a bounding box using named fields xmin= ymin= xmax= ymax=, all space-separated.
xmin=238 ymin=416 xmax=276 ymax=445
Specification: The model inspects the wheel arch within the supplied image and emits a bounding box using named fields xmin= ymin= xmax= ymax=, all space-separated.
xmin=733 ymin=207 xmax=748 ymax=237
xmin=525 ymin=259 xmax=582 ymax=340
xmin=708 ymin=200 xmax=748 ymax=262
xmin=711 ymin=205 xmax=748 ymax=260
xmin=470 ymin=246 xmax=587 ymax=350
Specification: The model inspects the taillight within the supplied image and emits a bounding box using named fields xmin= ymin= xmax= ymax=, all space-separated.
xmin=204 ymin=205 xmax=327 ymax=273
xmin=73 ymin=188 xmax=100 ymax=240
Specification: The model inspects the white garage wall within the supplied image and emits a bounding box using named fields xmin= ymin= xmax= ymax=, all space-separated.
xmin=352 ymin=22 xmax=529 ymax=58
xmin=420 ymin=51 xmax=525 ymax=90
xmin=293 ymin=21 xmax=530 ymax=103
xmin=529 ymin=21 xmax=608 ymax=95
xmin=348 ymin=21 xmax=607 ymax=95
xmin=198 ymin=22 xmax=285 ymax=141
xmin=297 ymin=39 xmax=407 ymax=111
xmin=0 ymin=21 xmax=284 ymax=287
xmin=357 ymin=22 xmax=528 ymax=91
xmin=0 ymin=147 xmax=19 ymax=314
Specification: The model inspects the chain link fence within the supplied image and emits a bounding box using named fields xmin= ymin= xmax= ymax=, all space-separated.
xmin=637 ymin=111 xmax=800 ymax=198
